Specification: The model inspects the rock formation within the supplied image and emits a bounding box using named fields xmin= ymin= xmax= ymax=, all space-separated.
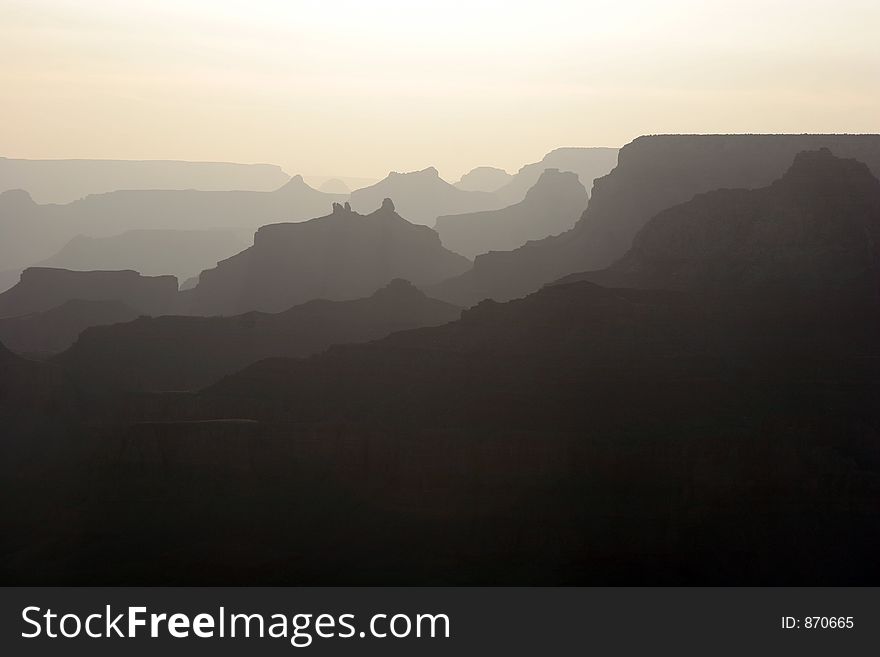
xmin=558 ymin=149 xmax=880 ymax=294
xmin=431 ymin=135 xmax=880 ymax=306
xmin=0 ymin=268 xmax=178 ymax=319
xmin=494 ymin=147 xmax=619 ymax=203
xmin=187 ymin=200 xmax=470 ymax=315
xmin=435 ymin=169 xmax=587 ymax=258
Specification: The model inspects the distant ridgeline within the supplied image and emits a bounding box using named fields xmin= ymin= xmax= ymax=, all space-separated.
xmin=0 ymin=157 xmax=291 ymax=204
xmin=0 ymin=175 xmax=346 ymax=272
xmin=0 ymin=148 xmax=619 ymax=292
xmin=348 ymin=167 xmax=504 ymax=225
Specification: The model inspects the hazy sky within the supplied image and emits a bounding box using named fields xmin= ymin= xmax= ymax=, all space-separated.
xmin=1 ymin=0 xmax=878 ymax=180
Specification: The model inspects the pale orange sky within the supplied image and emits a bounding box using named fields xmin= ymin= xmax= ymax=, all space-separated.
xmin=1 ymin=0 xmax=878 ymax=180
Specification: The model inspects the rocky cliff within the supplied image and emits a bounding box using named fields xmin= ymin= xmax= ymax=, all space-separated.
xmin=431 ymin=134 xmax=880 ymax=306
xmin=559 ymin=149 xmax=880 ymax=294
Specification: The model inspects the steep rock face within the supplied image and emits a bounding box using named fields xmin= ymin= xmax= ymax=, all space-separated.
xmin=0 ymin=176 xmax=345 ymax=271
xmin=431 ymin=134 xmax=880 ymax=306
xmin=57 ymin=279 xmax=461 ymax=391
xmin=187 ymin=201 xmax=471 ymax=315
xmin=559 ymin=149 xmax=880 ymax=293
xmin=0 ymin=299 xmax=139 ymax=356
xmin=0 ymin=268 xmax=178 ymax=319
xmin=454 ymin=166 xmax=512 ymax=193
xmin=495 ymin=147 xmax=619 ymax=203
xmin=348 ymin=167 xmax=502 ymax=225
xmin=0 ymin=157 xmax=290 ymax=204
xmin=435 ymin=169 xmax=588 ymax=258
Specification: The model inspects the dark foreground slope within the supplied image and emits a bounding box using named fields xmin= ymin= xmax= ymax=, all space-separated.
xmin=188 ymin=200 xmax=470 ymax=315
xmin=0 ymin=341 xmax=95 ymax=576
xmin=433 ymin=134 xmax=880 ymax=306
xmin=435 ymin=169 xmax=587 ymax=258
xmin=0 ymin=341 xmax=70 ymax=416
xmin=17 ymin=277 xmax=875 ymax=585
xmin=58 ymin=280 xmax=461 ymax=391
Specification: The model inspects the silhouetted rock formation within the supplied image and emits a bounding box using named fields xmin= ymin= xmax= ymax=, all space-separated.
xmin=348 ymin=167 xmax=503 ymax=225
xmin=558 ymin=149 xmax=880 ymax=294
xmin=432 ymin=135 xmax=880 ymax=306
xmin=435 ymin=169 xmax=588 ymax=258
xmin=6 ymin=147 xmax=880 ymax=586
xmin=495 ymin=147 xmax=619 ymax=203
xmin=454 ymin=166 xmax=512 ymax=192
xmin=318 ymin=178 xmax=351 ymax=194
xmin=0 ymin=176 xmax=345 ymax=271
xmin=0 ymin=268 xmax=178 ymax=319
xmin=0 ymin=299 xmax=139 ymax=356
xmin=0 ymin=157 xmax=290 ymax=204
xmin=57 ymin=279 xmax=461 ymax=391
xmin=7 ymin=136 xmax=880 ymax=588
xmin=187 ymin=201 xmax=470 ymax=315
xmin=36 ymin=229 xmax=253 ymax=283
